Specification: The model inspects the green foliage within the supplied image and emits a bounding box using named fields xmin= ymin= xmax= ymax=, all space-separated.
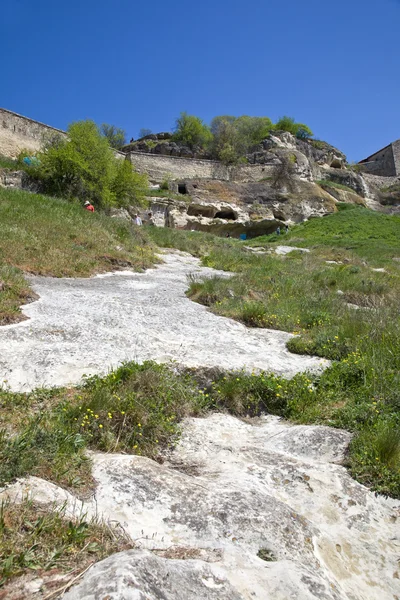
xmin=172 ymin=112 xmax=212 ymax=149
xmin=111 ymin=159 xmax=148 ymax=207
xmin=0 ymin=155 xmax=17 ymax=169
xmin=100 ymin=123 xmax=126 ymax=149
xmin=210 ymin=115 xmax=274 ymax=163
xmin=317 ymin=179 xmax=357 ymax=193
xmin=0 ymin=186 xmax=155 ymax=324
xmin=274 ymin=116 xmax=313 ymax=138
xmin=33 ymin=120 xmax=147 ymax=209
xmin=146 ymin=210 xmax=400 ymax=497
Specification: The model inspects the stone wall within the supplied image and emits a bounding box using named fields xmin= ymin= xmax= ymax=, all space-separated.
xmin=359 ymin=142 xmax=397 ymax=177
xmin=128 ymin=151 xmax=272 ymax=183
xmin=0 ymin=108 xmax=66 ymax=158
xmin=392 ymin=140 xmax=400 ymax=176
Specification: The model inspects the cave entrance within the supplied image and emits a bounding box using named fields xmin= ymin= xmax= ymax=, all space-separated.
xmin=215 ymin=210 xmax=237 ymax=220
xmin=178 ymin=183 xmax=188 ymax=195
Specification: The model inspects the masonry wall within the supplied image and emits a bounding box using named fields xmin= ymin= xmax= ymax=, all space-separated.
xmin=128 ymin=151 xmax=272 ymax=183
xmin=360 ymin=144 xmax=396 ymax=177
xmin=0 ymin=108 xmax=66 ymax=158
xmin=392 ymin=140 xmax=400 ymax=176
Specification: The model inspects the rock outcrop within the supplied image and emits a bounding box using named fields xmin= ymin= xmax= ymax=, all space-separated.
xmin=0 ymin=251 xmax=327 ymax=392
xmin=149 ymin=178 xmax=339 ymax=237
xmin=3 ymin=414 xmax=399 ymax=600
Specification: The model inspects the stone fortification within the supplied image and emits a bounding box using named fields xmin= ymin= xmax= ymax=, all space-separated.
xmin=0 ymin=107 xmax=66 ymax=158
xmin=128 ymin=151 xmax=273 ymax=183
xmin=359 ymin=139 xmax=400 ymax=177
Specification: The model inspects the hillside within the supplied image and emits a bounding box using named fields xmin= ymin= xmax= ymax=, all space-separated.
xmin=0 ymin=174 xmax=399 ymax=598
xmin=0 ymin=187 xmax=155 ymax=324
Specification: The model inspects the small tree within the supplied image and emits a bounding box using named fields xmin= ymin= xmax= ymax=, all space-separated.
xmin=274 ymin=116 xmax=313 ymax=139
xmin=35 ymin=120 xmax=147 ymax=209
xmin=172 ymin=112 xmax=212 ymax=150
xmin=101 ymin=123 xmax=126 ymax=149
xmin=111 ymin=159 xmax=148 ymax=207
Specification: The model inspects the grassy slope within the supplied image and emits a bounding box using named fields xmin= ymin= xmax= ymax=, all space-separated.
xmin=250 ymin=204 xmax=400 ymax=266
xmin=0 ymin=187 xmax=155 ymax=323
xmin=146 ymin=209 xmax=400 ymax=497
xmin=0 ymin=200 xmax=399 ymax=588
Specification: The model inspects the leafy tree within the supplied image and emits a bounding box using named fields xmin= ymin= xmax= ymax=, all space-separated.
xmin=210 ymin=115 xmax=273 ymax=164
xmin=274 ymin=116 xmax=313 ymax=139
xmin=235 ymin=116 xmax=273 ymax=146
xmin=138 ymin=128 xmax=153 ymax=139
xmin=210 ymin=116 xmax=239 ymax=163
xmin=111 ymin=159 xmax=148 ymax=207
xmin=100 ymin=123 xmax=126 ymax=149
xmin=34 ymin=121 xmax=147 ymax=208
xmin=295 ymin=123 xmax=313 ymax=140
xmin=172 ymin=112 xmax=212 ymax=149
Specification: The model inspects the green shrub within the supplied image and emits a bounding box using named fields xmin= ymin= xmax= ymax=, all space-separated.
xmin=33 ymin=120 xmax=147 ymax=209
xmin=172 ymin=112 xmax=212 ymax=150
xmin=274 ymin=116 xmax=313 ymax=138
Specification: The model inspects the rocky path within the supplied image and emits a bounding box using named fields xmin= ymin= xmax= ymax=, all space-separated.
xmin=0 ymin=250 xmax=327 ymax=392
xmin=4 ymin=414 xmax=399 ymax=599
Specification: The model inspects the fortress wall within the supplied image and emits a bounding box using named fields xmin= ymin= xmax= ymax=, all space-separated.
xmin=360 ymin=144 xmax=396 ymax=177
xmin=0 ymin=108 xmax=66 ymax=158
xmin=392 ymin=140 xmax=400 ymax=176
xmin=128 ymin=151 xmax=272 ymax=183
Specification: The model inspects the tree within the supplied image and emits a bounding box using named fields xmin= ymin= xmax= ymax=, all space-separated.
xmin=274 ymin=116 xmax=313 ymax=139
xmin=101 ymin=123 xmax=126 ymax=149
xmin=111 ymin=159 xmax=148 ymax=207
xmin=138 ymin=128 xmax=153 ymax=139
xmin=235 ymin=116 xmax=273 ymax=146
xmin=35 ymin=120 xmax=147 ymax=208
xmin=172 ymin=112 xmax=212 ymax=149
xmin=210 ymin=115 xmax=274 ymax=163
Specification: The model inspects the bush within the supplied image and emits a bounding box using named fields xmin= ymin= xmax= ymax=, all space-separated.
xmin=274 ymin=116 xmax=313 ymax=138
xmin=172 ymin=112 xmax=212 ymax=150
xmin=32 ymin=121 xmax=147 ymax=209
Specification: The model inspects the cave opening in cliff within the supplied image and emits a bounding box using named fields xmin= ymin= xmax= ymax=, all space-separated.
xmin=178 ymin=183 xmax=188 ymax=195
xmin=215 ymin=210 xmax=237 ymax=220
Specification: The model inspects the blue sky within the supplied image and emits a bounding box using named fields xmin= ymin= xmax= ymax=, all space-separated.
xmin=1 ymin=0 xmax=399 ymax=161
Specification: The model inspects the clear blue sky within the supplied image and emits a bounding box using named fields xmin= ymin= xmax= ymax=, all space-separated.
xmin=1 ymin=0 xmax=399 ymax=161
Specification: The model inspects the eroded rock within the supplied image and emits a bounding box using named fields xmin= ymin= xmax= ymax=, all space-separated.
xmin=3 ymin=414 xmax=399 ymax=599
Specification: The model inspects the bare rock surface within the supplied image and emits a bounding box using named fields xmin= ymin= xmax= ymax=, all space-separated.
xmin=0 ymin=251 xmax=327 ymax=392
xmin=4 ymin=414 xmax=399 ymax=600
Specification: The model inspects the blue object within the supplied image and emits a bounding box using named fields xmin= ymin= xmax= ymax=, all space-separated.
xmin=239 ymin=233 xmax=247 ymax=240
xmin=23 ymin=157 xmax=32 ymax=166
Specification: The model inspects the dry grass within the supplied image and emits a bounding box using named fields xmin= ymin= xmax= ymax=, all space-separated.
xmin=0 ymin=498 xmax=132 ymax=597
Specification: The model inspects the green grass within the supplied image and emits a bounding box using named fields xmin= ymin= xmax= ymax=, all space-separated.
xmin=0 ymin=187 xmax=156 ymax=323
xmin=0 ymin=199 xmax=399 ymax=499
xmin=0 ymin=498 xmax=131 ymax=590
xmin=147 ymin=211 xmax=400 ymax=497
xmin=146 ymin=188 xmax=189 ymax=202
xmin=248 ymin=204 xmax=400 ymax=266
xmin=316 ymin=179 xmax=357 ymax=193
xmin=0 ymin=362 xmax=208 ymax=491
xmin=0 ymin=155 xmax=18 ymax=170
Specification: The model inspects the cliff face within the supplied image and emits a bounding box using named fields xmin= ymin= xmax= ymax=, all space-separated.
xmin=142 ymin=131 xmax=399 ymax=237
